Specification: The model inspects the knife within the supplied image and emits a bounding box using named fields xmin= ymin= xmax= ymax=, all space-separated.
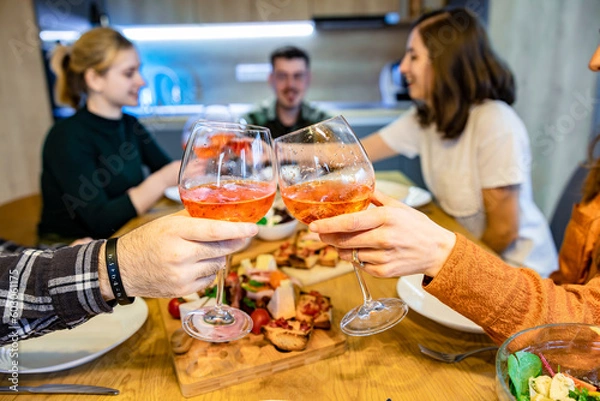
xmin=0 ymin=384 xmax=119 ymax=395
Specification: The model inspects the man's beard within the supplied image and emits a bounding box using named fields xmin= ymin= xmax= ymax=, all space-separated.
xmin=279 ymin=88 xmax=300 ymax=110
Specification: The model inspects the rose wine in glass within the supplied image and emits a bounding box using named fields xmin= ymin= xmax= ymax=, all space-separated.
xmin=274 ymin=115 xmax=408 ymax=336
xmin=179 ymin=120 xmax=276 ymax=342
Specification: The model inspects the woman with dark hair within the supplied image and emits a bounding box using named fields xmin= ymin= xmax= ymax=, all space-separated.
xmin=361 ymin=7 xmax=557 ymax=275
xmin=309 ymin=42 xmax=600 ymax=344
xmin=39 ymin=27 xmax=180 ymax=243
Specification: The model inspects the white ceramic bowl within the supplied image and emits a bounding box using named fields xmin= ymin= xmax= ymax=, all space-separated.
xmin=495 ymin=323 xmax=600 ymax=400
xmin=256 ymin=219 xmax=298 ymax=241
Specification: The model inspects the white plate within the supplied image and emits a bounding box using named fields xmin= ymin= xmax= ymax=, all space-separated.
xmin=396 ymin=274 xmax=484 ymax=334
xmin=375 ymin=180 xmax=432 ymax=208
xmin=164 ymin=186 xmax=181 ymax=203
xmin=0 ymin=298 xmax=148 ymax=374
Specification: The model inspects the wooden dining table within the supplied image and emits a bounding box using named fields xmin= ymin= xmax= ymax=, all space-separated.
xmin=1 ymin=171 xmax=501 ymax=400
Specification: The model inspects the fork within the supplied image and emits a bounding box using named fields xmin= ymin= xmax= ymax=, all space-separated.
xmin=418 ymin=344 xmax=499 ymax=363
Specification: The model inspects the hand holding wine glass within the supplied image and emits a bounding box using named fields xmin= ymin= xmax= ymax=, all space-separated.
xmin=179 ymin=120 xmax=276 ymax=342
xmin=274 ymin=115 xmax=408 ymax=336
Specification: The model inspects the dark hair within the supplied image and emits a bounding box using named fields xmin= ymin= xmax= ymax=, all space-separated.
xmin=49 ymin=27 xmax=133 ymax=109
xmin=270 ymin=45 xmax=310 ymax=68
xmin=582 ymin=134 xmax=600 ymax=203
xmin=410 ymin=7 xmax=515 ymax=139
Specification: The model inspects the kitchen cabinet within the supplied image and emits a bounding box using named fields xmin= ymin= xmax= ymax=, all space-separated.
xmin=249 ymin=0 xmax=310 ymax=22
xmin=310 ymin=0 xmax=403 ymax=18
xmin=105 ymin=0 xmax=446 ymax=25
xmin=106 ymin=0 xmax=310 ymax=24
xmin=106 ymin=0 xmax=197 ymax=25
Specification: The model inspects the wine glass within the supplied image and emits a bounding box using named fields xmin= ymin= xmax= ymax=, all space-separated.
xmin=179 ymin=120 xmax=276 ymax=342
xmin=274 ymin=115 xmax=408 ymax=336
xmin=181 ymin=104 xmax=237 ymax=150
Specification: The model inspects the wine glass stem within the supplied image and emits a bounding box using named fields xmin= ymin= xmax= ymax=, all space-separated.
xmin=352 ymin=263 xmax=385 ymax=318
xmin=203 ymin=254 xmax=234 ymax=325
xmin=214 ymin=254 xmax=230 ymax=309
xmin=353 ymin=262 xmax=373 ymax=303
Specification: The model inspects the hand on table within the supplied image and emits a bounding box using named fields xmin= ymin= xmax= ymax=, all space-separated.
xmin=157 ymin=160 xmax=182 ymax=187
xmin=308 ymin=191 xmax=456 ymax=279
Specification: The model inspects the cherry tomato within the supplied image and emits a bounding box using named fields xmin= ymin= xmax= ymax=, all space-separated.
xmin=250 ymin=308 xmax=271 ymax=335
xmin=168 ymin=298 xmax=186 ymax=319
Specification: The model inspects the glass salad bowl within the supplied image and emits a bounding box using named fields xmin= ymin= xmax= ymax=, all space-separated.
xmin=496 ymin=323 xmax=600 ymax=400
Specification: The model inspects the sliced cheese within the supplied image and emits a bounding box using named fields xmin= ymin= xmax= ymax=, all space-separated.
xmin=267 ymin=279 xmax=295 ymax=319
xmin=238 ymin=258 xmax=253 ymax=276
xmin=181 ymin=292 xmax=201 ymax=302
xmin=255 ymin=254 xmax=277 ymax=271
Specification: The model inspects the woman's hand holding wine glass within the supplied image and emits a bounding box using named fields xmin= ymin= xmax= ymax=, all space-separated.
xmin=274 ymin=115 xmax=408 ymax=336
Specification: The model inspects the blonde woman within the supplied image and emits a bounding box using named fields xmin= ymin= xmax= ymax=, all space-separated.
xmin=39 ymin=27 xmax=179 ymax=243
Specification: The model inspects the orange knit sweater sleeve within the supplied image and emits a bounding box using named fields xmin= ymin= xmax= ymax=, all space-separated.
xmin=424 ymin=234 xmax=600 ymax=344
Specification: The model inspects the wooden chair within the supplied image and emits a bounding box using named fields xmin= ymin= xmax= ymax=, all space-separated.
xmin=0 ymin=194 xmax=41 ymax=247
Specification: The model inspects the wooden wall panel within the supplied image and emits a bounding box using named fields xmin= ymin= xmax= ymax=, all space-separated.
xmin=0 ymin=0 xmax=52 ymax=206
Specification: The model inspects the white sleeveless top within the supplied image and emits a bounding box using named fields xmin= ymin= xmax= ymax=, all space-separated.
xmin=378 ymin=100 xmax=558 ymax=277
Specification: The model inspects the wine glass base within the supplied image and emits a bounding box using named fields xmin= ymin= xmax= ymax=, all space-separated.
xmin=340 ymin=298 xmax=408 ymax=336
xmin=182 ymin=306 xmax=253 ymax=343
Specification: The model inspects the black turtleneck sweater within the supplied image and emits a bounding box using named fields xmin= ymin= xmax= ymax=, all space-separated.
xmin=38 ymin=107 xmax=172 ymax=241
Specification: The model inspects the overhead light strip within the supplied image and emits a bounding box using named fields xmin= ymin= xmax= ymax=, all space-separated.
xmin=39 ymin=21 xmax=315 ymax=43
xmin=39 ymin=30 xmax=81 ymax=42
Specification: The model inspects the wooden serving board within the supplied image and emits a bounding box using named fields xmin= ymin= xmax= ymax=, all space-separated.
xmin=158 ymin=299 xmax=347 ymax=397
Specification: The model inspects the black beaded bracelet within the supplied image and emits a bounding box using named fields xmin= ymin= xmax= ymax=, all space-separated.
xmin=105 ymin=238 xmax=134 ymax=305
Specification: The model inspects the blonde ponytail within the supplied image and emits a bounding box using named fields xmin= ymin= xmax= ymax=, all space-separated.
xmin=48 ymin=27 xmax=133 ymax=109
xmin=49 ymin=44 xmax=85 ymax=108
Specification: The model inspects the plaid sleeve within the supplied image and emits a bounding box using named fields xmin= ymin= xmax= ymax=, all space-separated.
xmin=0 ymin=239 xmax=28 ymax=255
xmin=0 ymin=240 xmax=114 ymax=344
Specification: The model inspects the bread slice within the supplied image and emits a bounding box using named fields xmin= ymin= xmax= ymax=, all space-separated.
xmin=296 ymin=230 xmax=328 ymax=253
xmin=273 ymin=241 xmax=295 ymax=266
xmin=296 ymin=291 xmax=332 ymax=330
xmin=262 ymin=318 xmax=312 ymax=352
xmin=318 ymin=245 xmax=339 ymax=267
xmin=287 ymin=253 xmax=319 ymax=269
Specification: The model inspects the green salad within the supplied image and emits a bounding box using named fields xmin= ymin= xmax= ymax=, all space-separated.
xmin=508 ymin=351 xmax=600 ymax=401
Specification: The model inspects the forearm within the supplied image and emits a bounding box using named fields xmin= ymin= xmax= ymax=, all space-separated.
xmin=425 ymin=234 xmax=600 ymax=344
xmin=360 ymin=133 xmax=398 ymax=163
xmin=480 ymin=186 xmax=520 ymax=254
xmin=480 ymin=224 xmax=518 ymax=254
xmin=128 ymin=161 xmax=179 ymax=215
xmin=0 ymin=241 xmax=113 ymax=344
xmin=127 ymin=174 xmax=168 ymax=215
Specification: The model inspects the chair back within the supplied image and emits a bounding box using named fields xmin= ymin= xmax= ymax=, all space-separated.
xmin=550 ymin=165 xmax=587 ymax=249
xmin=0 ymin=194 xmax=41 ymax=247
